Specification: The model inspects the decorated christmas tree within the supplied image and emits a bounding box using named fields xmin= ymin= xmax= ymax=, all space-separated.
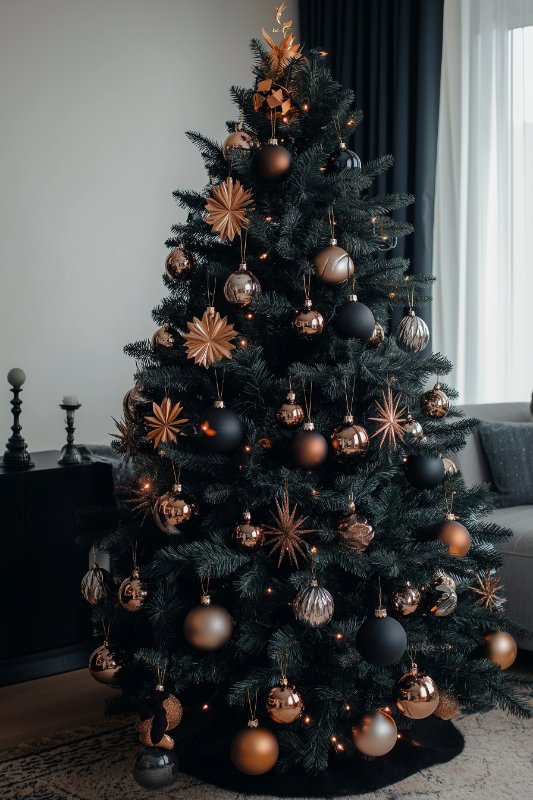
xmin=80 ymin=7 xmax=530 ymax=791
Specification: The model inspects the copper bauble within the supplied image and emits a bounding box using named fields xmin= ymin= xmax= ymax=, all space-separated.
xmin=183 ymin=594 xmax=233 ymax=650
xmin=293 ymin=579 xmax=334 ymax=627
xmin=395 ymin=309 xmax=430 ymax=352
xmin=230 ymin=721 xmax=279 ymax=775
xmin=266 ymin=678 xmax=304 ymax=724
xmin=118 ymin=566 xmax=148 ymax=612
xmin=337 ymin=501 xmax=374 ymax=553
xmin=368 ymin=321 xmax=385 ymax=347
xmin=223 ymin=262 xmax=261 ymax=306
xmin=436 ymin=514 xmax=471 ymax=556
xmin=330 ymin=414 xmax=369 ymax=457
xmin=136 ymin=687 xmax=184 ymax=747
xmin=482 ymin=631 xmax=517 ymax=669
xmin=165 ymin=246 xmax=194 ymax=279
xmin=255 ymin=139 xmax=292 ymax=182
xmin=442 ymin=456 xmax=459 ymax=478
xmin=402 ymin=413 xmax=424 ymax=442
xmin=421 ymin=383 xmax=450 ymax=418
xmin=152 ymin=325 xmax=178 ymax=349
xmin=123 ymin=385 xmax=148 ymax=423
xmin=276 ymin=390 xmax=305 ymax=428
xmin=433 ymin=691 xmax=460 ymax=720
xmin=292 ymin=299 xmax=324 ymax=336
xmin=292 ymin=422 xmax=328 ymax=469
xmin=222 ymin=126 xmax=259 ymax=157
xmin=396 ymin=666 xmax=439 ymax=719
xmin=352 ymin=709 xmax=398 ymax=757
xmin=313 ymin=238 xmax=355 ymax=284
xmin=426 ymin=574 xmax=458 ymax=617
xmin=152 ymin=483 xmax=198 ymax=534
xmin=89 ymin=642 xmax=122 ymax=685
xmin=391 ymin=581 xmax=421 ymax=616
xmin=81 ymin=562 xmax=113 ymax=605
xmin=234 ymin=510 xmax=265 ymax=551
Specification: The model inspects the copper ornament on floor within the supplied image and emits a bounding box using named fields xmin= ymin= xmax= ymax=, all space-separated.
xmin=293 ymin=578 xmax=334 ymax=628
xmin=391 ymin=581 xmax=421 ymax=616
xmin=368 ymin=320 xmax=385 ymax=347
xmin=481 ymin=631 xmax=517 ymax=669
xmin=234 ymin=509 xmax=265 ymax=551
xmin=230 ymin=718 xmax=279 ymax=775
xmin=433 ymin=691 xmax=460 ymax=720
xmin=165 ymin=245 xmax=194 ymax=279
xmin=223 ymin=262 xmax=261 ymax=306
xmin=421 ymin=382 xmax=450 ymax=418
xmin=436 ymin=513 xmax=471 ymax=556
xmin=81 ymin=558 xmax=113 ymax=606
xmin=276 ymin=387 xmax=304 ymax=427
xmin=313 ymin=238 xmax=355 ymax=284
xmin=337 ymin=499 xmax=374 ymax=553
xmin=426 ymin=574 xmax=458 ymax=617
xmin=183 ymin=589 xmax=233 ymax=650
xmin=396 ymin=664 xmax=439 ymax=719
xmin=118 ymin=565 xmax=148 ymax=612
xmin=266 ymin=676 xmax=304 ymax=725
xmin=292 ymin=297 xmax=325 ymax=336
xmin=330 ymin=414 xmax=369 ymax=457
xmin=352 ymin=709 xmax=398 ymax=757
xmin=152 ymin=482 xmax=198 ymax=535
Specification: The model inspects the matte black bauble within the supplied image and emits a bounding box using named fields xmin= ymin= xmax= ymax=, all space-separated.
xmin=404 ymin=455 xmax=445 ymax=490
xmin=355 ymin=609 xmax=407 ymax=666
xmin=255 ymin=139 xmax=292 ymax=182
xmin=132 ymin=746 xmax=180 ymax=790
xmin=334 ymin=295 xmax=375 ymax=341
xmin=198 ymin=401 xmax=243 ymax=453
xmin=326 ymin=141 xmax=361 ymax=174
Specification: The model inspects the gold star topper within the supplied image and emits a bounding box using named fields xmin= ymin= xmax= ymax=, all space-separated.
xmin=369 ymin=386 xmax=408 ymax=449
xmin=182 ymin=307 xmax=237 ymax=368
xmin=263 ymin=488 xmax=316 ymax=568
xmin=470 ymin=573 xmax=505 ymax=611
xmin=262 ymin=4 xmax=301 ymax=74
xmin=204 ymin=177 xmax=253 ymax=242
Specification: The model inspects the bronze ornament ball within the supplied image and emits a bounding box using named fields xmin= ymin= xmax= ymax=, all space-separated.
xmin=402 ymin=413 xmax=424 ymax=442
xmin=152 ymin=325 xmax=179 ymax=349
xmin=89 ymin=642 xmax=123 ymax=685
xmin=482 ymin=631 xmax=517 ymax=669
xmin=426 ymin=574 xmax=458 ymax=617
xmin=254 ymin=138 xmax=292 ymax=182
xmin=118 ymin=567 xmax=148 ymax=612
xmin=276 ymin=390 xmax=305 ymax=427
xmin=165 ymin=246 xmax=194 ymax=279
xmin=352 ymin=709 xmax=398 ymax=757
xmin=337 ymin=501 xmax=374 ymax=553
xmin=223 ymin=262 xmax=261 ymax=307
xmin=292 ymin=423 xmax=328 ymax=469
xmin=292 ymin=299 xmax=325 ymax=336
xmin=183 ymin=595 xmax=233 ymax=650
xmin=230 ymin=723 xmax=279 ymax=775
xmin=330 ymin=414 xmax=369 ymax=457
xmin=81 ymin=563 xmax=113 ymax=606
xmin=313 ymin=238 xmax=355 ymax=284
xmin=222 ymin=127 xmax=259 ymax=157
xmin=395 ymin=667 xmax=439 ymax=719
xmin=234 ymin=510 xmax=265 ymax=551
xmin=123 ymin=385 xmax=148 ymax=423
xmin=433 ymin=691 xmax=460 ymax=720
xmin=421 ymin=383 xmax=450 ymax=418
xmin=266 ymin=679 xmax=304 ymax=725
xmin=152 ymin=483 xmax=198 ymax=535
xmin=293 ymin=580 xmax=334 ymax=627
xmin=436 ymin=514 xmax=471 ymax=556
xmin=391 ymin=581 xmax=421 ymax=617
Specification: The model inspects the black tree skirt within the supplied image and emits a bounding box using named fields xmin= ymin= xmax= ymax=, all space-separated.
xmin=181 ymin=718 xmax=464 ymax=797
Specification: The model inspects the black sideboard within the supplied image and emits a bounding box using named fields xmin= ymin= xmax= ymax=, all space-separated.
xmin=0 ymin=451 xmax=113 ymax=686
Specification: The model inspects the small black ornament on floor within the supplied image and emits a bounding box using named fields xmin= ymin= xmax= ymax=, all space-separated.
xmin=132 ymin=745 xmax=180 ymax=790
xmin=333 ymin=294 xmax=375 ymax=341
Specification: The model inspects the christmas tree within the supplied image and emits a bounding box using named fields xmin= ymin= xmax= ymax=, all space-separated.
xmin=80 ymin=9 xmax=530 ymax=787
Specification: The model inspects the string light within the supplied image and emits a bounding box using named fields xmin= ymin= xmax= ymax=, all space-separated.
xmin=320 ymin=50 xmax=328 ymax=57
xmin=265 ymin=215 xmax=273 ymax=222
xmin=310 ymin=488 xmax=319 ymax=497
xmin=245 ymin=311 xmax=254 ymax=321
xmin=344 ymin=703 xmax=351 ymax=711
xmin=319 ymin=166 xmax=326 ymax=172
xmin=202 ymin=704 xmax=209 ymax=711
xmin=239 ymin=338 xmax=248 ymax=347
xmin=304 ymin=715 xmax=312 ymax=725
xmin=282 ymin=116 xmax=288 ymax=123
xmin=243 ymin=444 xmax=252 ymax=453
xmin=302 ymin=103 xmax=309 ymax=112
xmin=335 ymin=632 xmax=344 ymax=640
xmin=346 ymin=118 xmax=355 ymax=126
xmin=259 ymin=252 xmax=268 ymax=260
xmin=266 ymin=586 xmax=274 ymax=595
xmin=310 ymin=545 xmax=319 ymax=555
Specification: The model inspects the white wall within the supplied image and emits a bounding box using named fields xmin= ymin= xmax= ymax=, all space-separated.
xmin=0 ymin=0 xmax=298 ymax=452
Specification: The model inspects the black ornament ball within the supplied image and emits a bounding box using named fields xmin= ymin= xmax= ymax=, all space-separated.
xmin=326 ymin=142 xmax=361 ymax=174
xmin=356 ymin=609 xmax=407 ymax=666
xmin=198 ymin=402 xmax=243 ymax=453
xmin=132 ymin=746 xmax=180 ymax=790
xmin=404 ymin=455 xmax=445 ymax=490
xmin=334 ymin=295 xmax=375 ymax=341
xmin=255 ymin=139 xmax=292 ymax=182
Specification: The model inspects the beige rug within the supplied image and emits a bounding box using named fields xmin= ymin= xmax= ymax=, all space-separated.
xmin=0 ymin=709 xmax=531 ymax=800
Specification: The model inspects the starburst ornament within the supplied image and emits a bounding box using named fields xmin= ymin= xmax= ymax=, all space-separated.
xmin=111 ymin=416 xmax=139 ymax=462
xmin=263 ymin=489 xmax=316 ymax=568
xmin=204 ymin=177 xmax=253 ymax=242
xmin=144 ymin=398 xmax=188 ymax=449
xmin=470 ymin=573 xmax=505 ymax=611
xmin=125 ymin=479 xmax=159 ymax=524
xmin=182 ymin=307 xmax=237 ymax=368
xmin=369 ymin=386 xmax=408 ymax=449
xmin=262 ymin=4 xmax=301 ymax=74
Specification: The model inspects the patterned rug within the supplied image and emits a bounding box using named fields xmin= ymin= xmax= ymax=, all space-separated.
xmin=0 ymin=709 xmax=531 ymax=800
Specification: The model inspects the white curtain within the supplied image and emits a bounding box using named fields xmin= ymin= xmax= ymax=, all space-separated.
xmin=433 ymin=0 xmax=533 ymax=403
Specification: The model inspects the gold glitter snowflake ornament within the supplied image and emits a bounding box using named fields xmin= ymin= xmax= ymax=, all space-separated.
xmin=263 ymin=488 xmax=316 ymax=568
xmin=369 ymin=386 xmax=408 ymax=449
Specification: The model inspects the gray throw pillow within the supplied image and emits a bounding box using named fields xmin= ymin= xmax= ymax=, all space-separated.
xmin=478 ymin=421 xmax=533 ymax=508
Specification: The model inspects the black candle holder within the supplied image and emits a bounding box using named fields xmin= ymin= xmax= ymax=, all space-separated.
xmin=3 ymin=368 xmax=34 ymax=470
xmin=58 ymin=403 xmax=83 ymax=465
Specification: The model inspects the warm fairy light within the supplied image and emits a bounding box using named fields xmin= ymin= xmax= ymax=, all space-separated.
xmin=266 ymin=586 xmax=274 ymax=594
xmin=265 ymin=215 xmax=273 ymax=222
xmin=259 ymin=252 xmax=268 ymax=260
xmin=320 ymin=50 xmax=328 ymax=57
xmin=404 ymin=275 xmax=411 ymax=282
xmin=403 ymin=456 xmax=408 ymax=463
xmin=331 ymin=736 xmax=337 ymax=743
xmin=302 ymin=103 xmax=309 ymax=111
xmin=239 ymin=338 xmax=248 ymax=347
xmin=243 ymin=444 xmax=252 ymax=453
xmin=310 ymin=488 xmax=319 ymax=497
xmin=383 ymin=706 xmax=391 ymax=713
xmin=397 ymin=733 xmax=402 ymax=739
xmin=310 ymin=545 xmax=319 ymax=555
xmin=282 ymin=116 xmax=288 ymax=123
xmin=346 ymin=118 xmax=354 ymax=126
xmin=304 ymin=715 xmax=312 ymax=725
xmin=370 ymin=216 xmax=377 ymax=224
xmin=143 ymin=482 xmax=151 ymax=490
xmin=335 ymin=632 xmax=344 ymax=640
xmin=202 ymin=704 xmax=209 ymax=711
xmin=245 ymin=311 xmax=254 ymax=320
xmin=381 ymin=235 xmax=388 ymax=241
xmin=319 ymin=166 xmax=326 ymax=172
xmin=337 ymin=743 xmax=345 ymax=751
xmin=344 ymin=704 xmax=351 ymax=711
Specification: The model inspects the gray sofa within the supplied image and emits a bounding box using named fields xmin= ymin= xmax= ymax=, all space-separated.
xmin=455 ymin=402 xmax=533 ymax=649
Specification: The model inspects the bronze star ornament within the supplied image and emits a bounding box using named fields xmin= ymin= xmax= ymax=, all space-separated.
xmin=263 ymin=3 xmax=301 ymax=73
xmin=369 ymin=386 xmax=408 ymax=449
xmin=144 ymin=398 xmax=188 ymax=449
xmin=204 ymin=177 xmax=253 ymax=242
xmin=111 ymin=416 xmax=139 ymax=463
xmin=263 ymin=488 xmax=316 ymax=568
xmin=470 ymin=573 xmax=505 ymax=611
xmin=182 ymin=306 xmax=237 ymax=368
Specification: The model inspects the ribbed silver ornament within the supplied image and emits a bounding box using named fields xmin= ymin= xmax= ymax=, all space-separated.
xmin=292 ymin=580 xmax=334 ymax=627
xmin=395 ymin=309 xmax=430 ymax=353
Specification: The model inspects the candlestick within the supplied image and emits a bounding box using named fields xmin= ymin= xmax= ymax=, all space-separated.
xmin=3 ymin=368 xmax=34 ymax=470
xmin=58 ymin=401 xmax=83 ymax=465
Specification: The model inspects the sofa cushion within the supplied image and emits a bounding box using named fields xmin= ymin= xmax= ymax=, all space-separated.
xmin=477 ymin=421 xmax=533 ymax=507
xmin=490 ymin=506 xmax=533 ymax=557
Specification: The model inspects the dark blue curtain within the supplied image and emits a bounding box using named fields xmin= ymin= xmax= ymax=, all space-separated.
xmin=299 ymin=0 xmax=444 ymax=309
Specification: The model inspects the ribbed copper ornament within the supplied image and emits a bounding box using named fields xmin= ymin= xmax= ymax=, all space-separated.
xmin=292 ymin=579 xmax=334 ymax=627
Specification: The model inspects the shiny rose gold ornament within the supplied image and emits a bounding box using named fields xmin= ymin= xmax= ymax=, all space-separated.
xmin=230 ymin=718 xmax=279 ymax=775
xmin=330 ymin=414 xmax=369 ymax=457
xmin=337 ymin=500 xmax=374 ymax=553
xmin=368 ymin=321 xmax=385 ymax=347
xmin=352 ymin=709 xmax=398 ymax=757
xmin=222 ymin=124 xmax=259 ymax=158
xmin=391 ymin=581 xmax=421 ymax=616
xmin=421 ymin=382 xmax=450 ymax=418
xmin=88 ymin=641 xmax=123 ymax=685
xmin=183 ymin=593 xmax=233 ymax=650
xmin=426 ymin=574 xmax=458 ymax=617
xmin=292 ymin=298 xmax=325 ymax=336
xmin=233 ymin=510 xmax=265 ymax=552
xmin=313 ymin=238 xmax=355 ymax=285
xmin=266 ymin=677 xmax=304 ymax=724
xmin=81 ymin=560 xmax=113 ymax=606
xmin=442 ymin=456 xmax=459 ymax=478
xmin=223 ymin=262 xmax=261 ymax=306
xmin=152 ymin=483 xmax=198 ymax=534
xmin=436 ymin=513 xmax=471 ymax=556
xmin=481 ymin=631 xmax=517 ymax=669
xmin=151 ymin=325 xmax=179 ymax=349
xmin=396 ymin=664 xmax=439 ymax=719
xmin=276 ymin=389 xmax=304 ymax=428
xmin=402 ymin=413 xmax=424 ymax=442
xmin=118 ymin=565 xmax=148 ymax=612
xmin=165 ymin=245 xmax=195 ymax=279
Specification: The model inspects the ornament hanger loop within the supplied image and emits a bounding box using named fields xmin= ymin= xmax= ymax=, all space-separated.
xmin=200 ymin=573 xmax=211 ymax=597
xmin=102 ymin=619 xmax=111 ymax=645
xmin=302 ymin=381 xmax=313 ymax=422
xmin=343 ymin=375 xmax=356 ymax=416
xmin=156 ymin=661 xmax=167 ymax=687
xmin=328 ymin=205 xmax=336 ymax=239
xmin=172 ymin=463 xmax=181 ymax=486
xmin=239 ymin=229 xmax=248 ymax=264
xmin=214 ymin=367 xmax=225 ymax=401
xmin=303 ymin=273 xmax=312 ymax=301
xmin=132 ymin=540 xmax=138 ymax=569
xmin=246 ymin=687 xmax=259 ymax=721
xmin=279 ymin=650 xmax=289 ymax=681
xmin=207 ymin=274 xmax=217 ymax=308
